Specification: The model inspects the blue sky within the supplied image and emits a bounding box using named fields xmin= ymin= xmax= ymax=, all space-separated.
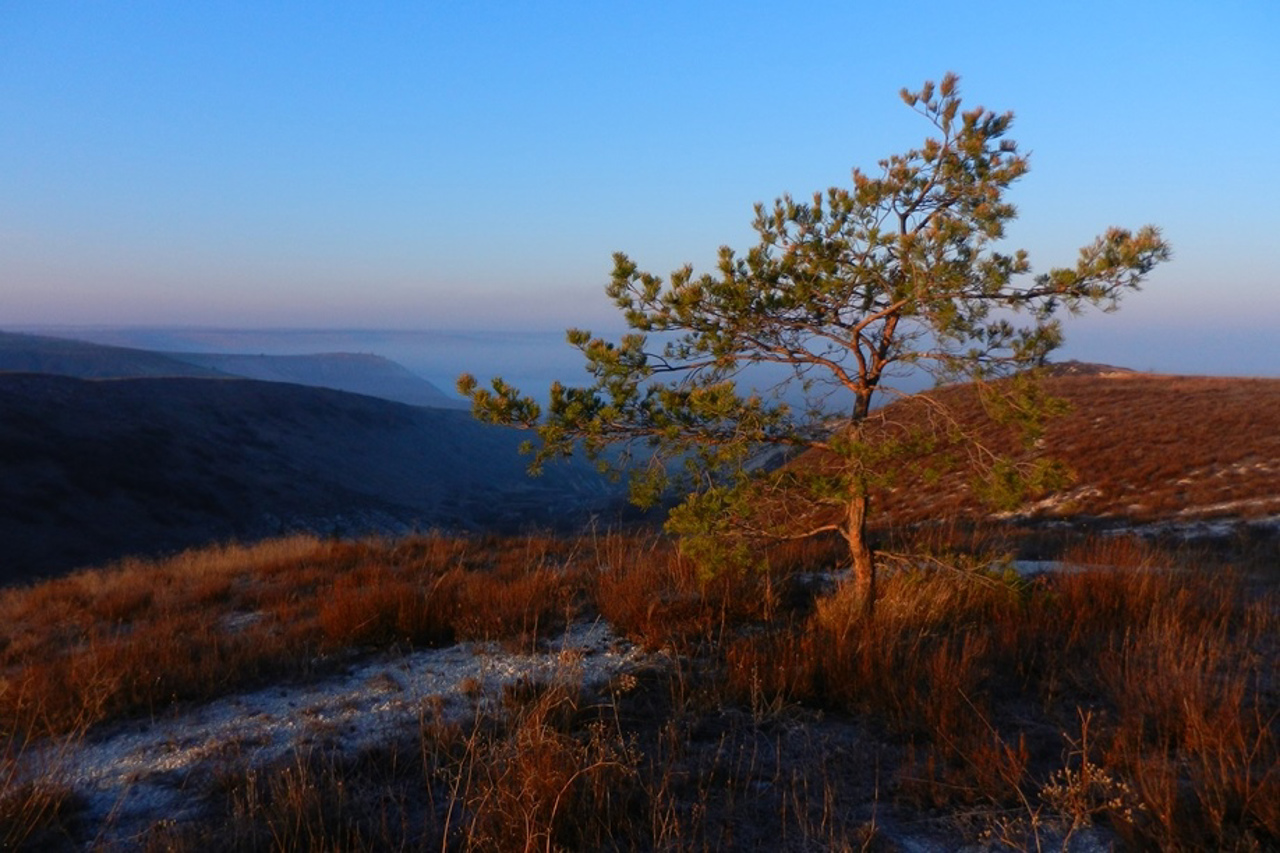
xmin=2 ymin=1 xmax=1277 ymax=374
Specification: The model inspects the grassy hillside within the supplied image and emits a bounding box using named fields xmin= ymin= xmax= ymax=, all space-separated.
xmin=1 ymin=368 xmax=1277 ymax=849
xmin=0 ymin=374 xmax=624 ymax=584
xmin=867 ymin=372 xmax=1280 ymax=530
xmin=4 ymin=366 xmax=1277 ymax=584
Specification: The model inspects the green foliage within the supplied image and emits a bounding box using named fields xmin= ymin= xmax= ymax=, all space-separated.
xmin=459 ymin=73 xmax=1170 ymax=581
xmin=664 ymin=485 xmax=762 ymax=577
xmin=974 ymin=456 xmax=1072 ymax=513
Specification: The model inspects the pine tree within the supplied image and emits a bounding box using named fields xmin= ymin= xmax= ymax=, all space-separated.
xmin=459 ymin=73 xmax=1170 ymax=609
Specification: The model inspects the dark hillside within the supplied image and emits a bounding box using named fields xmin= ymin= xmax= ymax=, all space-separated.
xmin=165 ymin=351 xmax=467 ymax=409
xmin=0 ymin=331 xmax=226 ymax=379
xmin=0 ymin=374 xmax=622 ymax=584
xmin=0 ymin=331 xmax=463 ymax=409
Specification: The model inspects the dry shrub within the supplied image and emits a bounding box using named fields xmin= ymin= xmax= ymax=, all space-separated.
xmin=0 ymin=532 xmax=597 ymax=741
xmin=151 ymin=680 xmax=646 ymax=852
xmin=594 ymin=534 xmax=779 ymax=651
xmin=722 ymin=631 xmax=819 ymax=715
xmin=3 ymin=605 xmax=311 ymax=738
xmin=144 ymin=705 xmax=479 ymax=852
xmin=759 ymin=532 xmax=848 ymax=575
xmin=724 ymin=566 xmax=1032 ymax=808
xmin=0 ymin=739 xmax=81 ymax=852
xmin=726 ymin=550 xmax=1277 ymax=834
xmin=1093 ymin=586 xmax=1279 ymax=848
xmin=595 ymin=547 xmax=709 ymax=650
xmin=620 ymin=670 xmax=878 ymax=851
xmin=1059 ymin=533 xmax=1163 ymax=569
xmin=227 ymin=750 xmax=366 ymax=851
xmin=172 ymin=743 xmax=436 ymax=853
xmin=455 ymin=680 xmax=643 ymax=851
xmin=1029 ymin=559 xmax=1242 ymax=691
xmin=0 ymin=782 xmax=79 ymax=852
xmin=316 ymin=563 xmax=462 ymax=648
xmin=899 ymin=731 xmax=1031 ymax=812
xmin=453 ymin=565 xmax=580 ymax=643
xmin=3 ymin=528 xmax=1273 ymax=849
xmin=998 ymin=561 xmax=1278 ymax=848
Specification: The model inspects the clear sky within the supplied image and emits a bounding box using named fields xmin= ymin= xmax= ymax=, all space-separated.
xmin=2 ymin=1 xmax=1277 ymax=374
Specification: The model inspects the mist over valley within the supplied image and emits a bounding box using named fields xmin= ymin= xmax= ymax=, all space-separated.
xmin=13 ymin=326 xmax=587 ymax=408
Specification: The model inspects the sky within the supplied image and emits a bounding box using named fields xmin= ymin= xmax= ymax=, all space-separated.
xmin=2 ymin=1 xmax=1278 ymax=376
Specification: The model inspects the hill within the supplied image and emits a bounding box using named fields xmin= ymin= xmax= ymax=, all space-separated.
xmin=2 ymin=372 xmax=1276 ymax=850
xmin=162 ymin=351 xmax=468 ymax=409
xmin=0 ymin=331 xmax=465 ymax=409
xmin=0 ymin=331 xmax=227 ymax=379
xmin=870 ymin=371 xmax=1280 ymax=533
xmin=0 ymin=373 xmax=624 ymax=584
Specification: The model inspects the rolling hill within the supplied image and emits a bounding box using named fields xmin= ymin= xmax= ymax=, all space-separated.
xmin=161 ymin=351 xmax=468 ymax=409
xmin=0 ymin=373 xmax=625 ymax=584
xmin=0 ymin=331 xmax=465 ymax=408
xmin=5 ymin=331 xmax=1277 ymax=585
xmin=0 ymin=331 xmax=227 ymax=379
xmin=867 ymin=371 xmax=1280 ymax=534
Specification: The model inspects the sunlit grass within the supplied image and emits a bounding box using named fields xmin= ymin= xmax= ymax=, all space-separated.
xmin=1 ymin=527 xmax=1276 ymax=849
xmin=875 ymin=374 xmax=1280 ymax=526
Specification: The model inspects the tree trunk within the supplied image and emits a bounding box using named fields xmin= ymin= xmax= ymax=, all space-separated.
xmin=843 ymin=490 xmax=876 ymax=612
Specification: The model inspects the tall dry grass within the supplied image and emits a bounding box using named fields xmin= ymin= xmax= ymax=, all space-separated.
xmin=0 ymin=533 xmax=594 ymax=741
xmin=0 ymin=735 xmax=80 ymax=852
xmin=1 ymin=529 xmax=1275 ymax=849
xmin=719 ymin=538 xmax=1278 ymax=848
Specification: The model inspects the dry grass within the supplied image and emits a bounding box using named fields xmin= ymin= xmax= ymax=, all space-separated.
xmin=0 ymin=736 xmax=81 ymax=852
xmin=449 ymin=677 xmax=644 ymax=850
xmin=869 ymin=373 xmax=1280 ymax=525
xmin=0 ymin=533 xmax=593 ymax=740
xmin=139 ymin=667 xmax=879 ymax=852
xmin=720 ymin=541 xmax=1279 ymax=849
xmin=1 ymin=528 xmax=1276 ymax=849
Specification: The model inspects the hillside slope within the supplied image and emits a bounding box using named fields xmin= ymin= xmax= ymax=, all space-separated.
xmin=163 ymin=351 xmax=467 ymax=409
xmin=0 ymin=374 xmax=622 ymax=584
xmin=0 ymin=331 xmax=227 ymax=379
xmin=0 ymin=331 xmax=464 ymax=409
xmin=873 ymin=372 xmax=1280 ymax=530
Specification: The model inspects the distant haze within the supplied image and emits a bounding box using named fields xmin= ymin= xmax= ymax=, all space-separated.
xmin=11 ymin=324 xmax=1279 ymax=414
xmin=11 ymin=327 xmax=592 ymax=405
